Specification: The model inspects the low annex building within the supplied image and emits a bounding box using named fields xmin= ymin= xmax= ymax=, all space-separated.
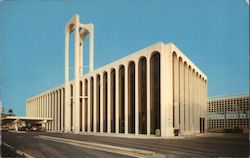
xmin=26 ymin=15 xmax=208 ymax=137
xmin=208 ymin=94 xmax=249 ymax=131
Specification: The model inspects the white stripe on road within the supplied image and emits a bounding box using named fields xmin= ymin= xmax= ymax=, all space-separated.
xmin=34 ymin=135 xmax=165 ymax=158
xmin=2 ymin=142 xmax=34 ymax=158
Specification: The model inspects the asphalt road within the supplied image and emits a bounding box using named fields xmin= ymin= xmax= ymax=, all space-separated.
xmin=41 ymin=132 xmax=249 ymax=157
xmin=2 ymin=132 xmax=249 ymax=157
xmin=2 ymin=132 xmax=132 ymax=158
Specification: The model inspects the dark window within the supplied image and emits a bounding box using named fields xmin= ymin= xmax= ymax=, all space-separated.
xmin=111 ymin=69 xmax=116 ymax=133
xmin=119 ymin=66 xmax=125 ymax=133
xmin=103 ymin=72 xmax=108 ymax=132
xmin=128 ymin=62 xmax=135 ymax=134
xmin=96 ymin=75 xmax=100 ymax=132
xmin=150 ymin=52 xmax=161 ymax=134
xmin=138 ymin=57 xmax=147 ymax=134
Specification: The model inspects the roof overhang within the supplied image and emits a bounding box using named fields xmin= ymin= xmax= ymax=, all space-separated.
xmin=1 ymin=116 xmax=53 ymax=121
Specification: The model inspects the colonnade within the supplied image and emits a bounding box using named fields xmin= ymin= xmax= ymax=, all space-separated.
xmin=26 ymin=43 xmax=208 ymax=136
xmin=26 ymin=88 xmax=65 ymax=131
xmin=172 ymin=52 xmax=207 ymax=134
xmin=65 ymin=51 xmax=163 ymax=136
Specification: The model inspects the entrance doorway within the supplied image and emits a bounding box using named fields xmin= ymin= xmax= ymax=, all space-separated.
xmin=200 ymin=117 xmax=205 ymax=133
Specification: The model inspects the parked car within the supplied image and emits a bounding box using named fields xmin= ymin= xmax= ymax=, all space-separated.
xmin=31 ymin=126 xmax=40 ymax=131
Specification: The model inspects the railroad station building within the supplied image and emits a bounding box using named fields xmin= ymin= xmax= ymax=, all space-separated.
xmin=26 ymin=15 xmax=207 ymax=137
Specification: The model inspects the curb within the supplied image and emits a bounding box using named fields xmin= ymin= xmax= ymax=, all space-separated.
xmin=35 ymin=135 xmax=165 ymax=158
xmin=2 ymin=142 xmax=34 ymax=158
xmin=49 ymin=131 xmax=186 ymax=140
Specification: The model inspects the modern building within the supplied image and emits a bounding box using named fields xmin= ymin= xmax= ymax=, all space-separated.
xmin=26 ymin=15 xmax=207 ymax=137
xmin=208 ymin=94 xmax=249 ymax=131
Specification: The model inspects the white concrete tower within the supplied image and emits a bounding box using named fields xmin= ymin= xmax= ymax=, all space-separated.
xmin=65 ymin=15 xmax=94 ymax=133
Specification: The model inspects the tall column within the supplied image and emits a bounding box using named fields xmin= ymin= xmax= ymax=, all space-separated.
xmin=36 ymin=98 xmax=37 ymax=117
xmin=184 ymin=64 xmax=189 ymax=134
xmin=65 ymin=15 xmax=94 ymax=133
xmin=135 ymin=62 xmax=139 ymax=135
xmin=197 ymin=74 xmax=200 ymax=133
xmin=199 ymin=77 xmax=202 ymax=133
xmin=173 ymin=55 xmax=179 ymax=130
xmin=198 ymin=75 xmax=201 ymax=133
xmin=107 ymin=71 xmax=111 ymax=133
xmin=88 ymin=78 xmax=91 ymax=132
xmin=40 ymin=97 xmax=42 ymax=117
xmin=52 ymin=93 xmax=55 ymax=131
xmin=36 ymin=99 xmax=37 ymax=117
xmin=124 ymin=65 xmax=128 ymax=135
xmin=34 ymin=99 xmax=35 ymax=117
xmin=40 ymin=97 xmax=42 ymax=118
xmin=43 ymin=96 xmax=45 ymax=118
xmin=49 ymin=93 xmax=52 ymax=130
xmin=179 ymin=60 xmax=184 ymax=134
xmin=47 ymin=93 xmax=51 ymax=130
xmin=195 ymin=73 xmax=198 ymax=133
xmin=65 ymin=22 xmax=71 ymax=132
xmin=42 ymin=97 xmax=43 ymax=117
xmin=47 ymin=94 xmax=49 ymax=118
xmin=31 ymin=101 xmax=33 ymax=117
xmin=93 ymin=77 xmax=97 ymax=133
xmin=55 ymin=92 xmax=58 ymax=131
xmin=161 ymin=45 xmax=174 ymax=137
xmin=32 ymin=100 xmax=34 ymax=117
xmin=100 ymin=75 xmax=103 ymax=133
xmin=37 ymin=98 xmax=38 ymax=117
xmin=89 ymin=24 xmax=94 ymax=73
xmin=205 ymin=80 xmax=208 ymax=131
xmin=37 ymin=98 xmax=39 ymax=117
xmin=79 ymin=38 xmax=83 ymax=76
xmin=188 ymin=67 xmax=192 ymax=133
xmin=193 ymin=73 xmax=196 ymax=133
xmin=192 ymin=71 xmax=195 ymax=133
xmin=74 ymin=15 xmax=80 ymax=134
xmin=61 ymin=89 xmax=64 ymax=131
xmin=146 ymin=57 xmax=151 ymax=136
xmin=32 ymin=101 xmax=33 ymax=117
xmin=46 ymin=95 xmax=48 ymax=130
xmin=30 ymin=102 xmax=31 ymax=117
xmin=38 ymin=98 xmax=39 ymax=117
xmin=115 ymin=67 xmax=119 ymax=134
xmin=37 ymin=97 xmax=40 ymax=117
xmin=33 ymin=100 xmax=34 ymax=117
xmin=57 ymin=91 xmax=60 ymax=131
xmin=33 ymin=100 xmax=35 ymax=117
xmin=39 ymin=97 xmax=41 ymax=117
xmin=81 ymin=83 xmax=85 ymax=133
xmin=202 ymin=79 xmax=205 ymax=130
xmin=42 ymin=96 xmax=45 ymax=118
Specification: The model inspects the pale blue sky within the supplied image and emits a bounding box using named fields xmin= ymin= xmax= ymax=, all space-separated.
xmin=0 ymin=0 xmax=249 ymax=116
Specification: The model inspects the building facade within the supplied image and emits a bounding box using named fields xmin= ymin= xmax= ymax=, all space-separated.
xmin=208 ymin=94 xmax=249 ymax=130
xmin=26 ymin=15 xmax=207 ymax=137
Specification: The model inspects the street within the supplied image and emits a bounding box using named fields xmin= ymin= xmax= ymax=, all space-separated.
xmin=2 ymin=132 xmax=249 ymax=157
xmin=2 ymin=132 xmax=132 ymax=158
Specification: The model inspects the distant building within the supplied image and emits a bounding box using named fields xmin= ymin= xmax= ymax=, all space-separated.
xmin=208 ymin=94 xmax=249 ymax=130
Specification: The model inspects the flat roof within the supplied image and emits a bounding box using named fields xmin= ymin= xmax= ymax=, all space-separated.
xmin=1 ymin=116 xmax=53 ymax=121
xmin=208 ymin=93 xmax=249 ymax=101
